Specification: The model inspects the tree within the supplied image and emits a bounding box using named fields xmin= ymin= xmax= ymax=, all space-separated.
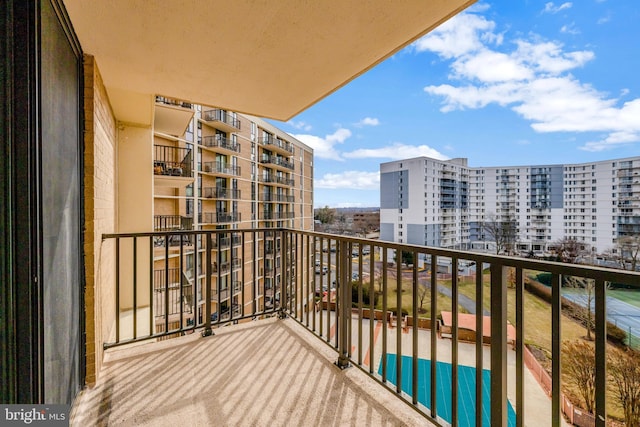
xmin=562 ymin=340 xmax=595 ymax=414
xmin=550 ymin=237 xmax=589 ymax=264
xmin=314 ymin=206 xmax=335 ymax=224
xmin=616 ymin=235 xmax=640 ymax=271
xmin=394 ymin=250 xmax=414 ymax=266
xmin=417 ymin=281 xmax=428 ymax=313
xmin=481 ymin=212 xmax=518 ymax=255
xmin=565 ymin=276 xmax=595 ymax=340
xmin=609 ymin=348 xmax=640 ymax=426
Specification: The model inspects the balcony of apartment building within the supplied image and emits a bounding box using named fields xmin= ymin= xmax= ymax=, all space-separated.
xmin=74 ymin=222 xmax=640 ymax=427
xmin=202 ymin=134 xmax=241 ymax=154
xmin=259 ymin=135 xmax=295 ymax=156
xmin=153 ymin=215 xmax=195 ymax=247
xmin=260 ymin=191 xmax=295 ymax=203
xmin=260 ymin=173 xmax=295 ymax=187
xmin=260 ymin=211 xmax=295 ymax=221
xmin=202 ymin=108 xmax=242 ymax=133
xmin=202 ymin=161 xmax=241 ymax=177
xmin=202 ymin=186 xmax=241 ymax=200
xmin=211 ymin=281 xmax=243 ymax=303
xmin=199 ymin=211 xmax=241 ymax=224
xmin=153 ymin=144 xmax=194 ymax=187
xmin=261 ymin=153 xmax=295 ymax=171
xmin=154 ymin=96 xmax=195 ymax=137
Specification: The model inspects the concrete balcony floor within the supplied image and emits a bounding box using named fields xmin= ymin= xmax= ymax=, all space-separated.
xmin=71 ymin=317 xmax=432 ymax=426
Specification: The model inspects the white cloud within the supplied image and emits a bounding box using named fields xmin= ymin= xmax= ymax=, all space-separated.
xmin=560 ymin=22 xmax=580 ymax=35
xmin=315 ymin=171 xmax=380 ymax=190
xmin=452 ymin=49 xmax=533 ymax=82
xmin=420 ymin=9 xmax=640 ymax=151
xmin=543 ymin=2 xmax=573 ymax=14
xmin=414 ymin=13 xmax=497 ymax=58
xmin=287 ymin=120 xmax=312 ymax=131
xmin=343 ymin=143 xmax=448 ymax=160
xmin=355 ymin=117 xmax=380 ymax=127
xmin=580 ymin=131 xmax=640 ymax=152
xmin=292 ymin=128 xmax=351 ymax=161
xmin=597 ymin=13 xmax=611 ymax=24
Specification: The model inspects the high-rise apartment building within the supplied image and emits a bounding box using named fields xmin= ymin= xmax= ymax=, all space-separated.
xmin=152 ymin=97 xmax=313 ymax=331
xmin=380 ymin=156 xmax=640 ymax=255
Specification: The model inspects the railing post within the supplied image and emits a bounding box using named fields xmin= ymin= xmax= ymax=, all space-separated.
xmin=490 ymin=263 xmax=507 ymax=427
xmin=336 ymin=239 xmax=351 ymax=369
xmin=202 ymin=232 xmax=213 ymax=337
xmin=278 ymin=230 xmax=288 ymax=319
xmin=594 ymin=279 xmax=606 ymax=427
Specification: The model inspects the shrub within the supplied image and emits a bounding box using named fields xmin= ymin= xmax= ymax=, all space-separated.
xmin=352 ymin=282 xmax=378 ymax=307
xmin=536 ymin=272 xmax=553 ymax=286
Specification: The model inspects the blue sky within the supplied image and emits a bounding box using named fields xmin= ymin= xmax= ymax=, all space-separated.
xmin=268 ymin=1 xmax=640 ymax=208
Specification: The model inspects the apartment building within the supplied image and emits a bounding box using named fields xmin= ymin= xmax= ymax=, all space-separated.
xmin=380 ymin=156 xmax=640 ymax=255
xmin=152 ymin=99 xmax=313 ymax=331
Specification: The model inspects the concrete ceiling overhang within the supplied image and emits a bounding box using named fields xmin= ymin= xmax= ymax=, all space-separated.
xmin=64 ymin=0 xmax=475 ymax=121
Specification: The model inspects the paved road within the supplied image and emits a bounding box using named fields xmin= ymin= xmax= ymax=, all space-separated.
xmin=434 ymin=284 xmax=490 ymax=316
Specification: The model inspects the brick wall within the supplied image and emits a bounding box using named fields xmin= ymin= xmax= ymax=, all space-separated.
xmin=83 ymin=54 xmax=117 ymax=385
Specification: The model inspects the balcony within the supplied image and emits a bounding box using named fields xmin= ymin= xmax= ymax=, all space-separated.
xmin=154 ymin=215 xmax=193 ymax=231
xmin=91 ymin=229 xmax=640 ymax=427
xmin=259 ymin=135 xmax=295 ymax=155
xmin=154 ymin=96 xmax=195 ymax=137
xmin=154 ymin=144 xmax=194 ymax=187
xmin=260 ymin=211 xmax=295 ymax=220
xmin=260 ymin=192 xmax=295 ymax=203
xmin=202 ymin=109 xmax=241 ymax=132
xmin=199 ymin=211 xmax=241 ymax=224
xmin=260 ymin=174 xmax=295 ymax=187
xmin=202 ymin=134 xmax=241 ymax=153
xmin=202 ymin=187 xmax=241 ymax=200
xmin=202 ymin=161 xmax=241 ymax=177
xmin=261 ymin=154 xmax=295 ymax=171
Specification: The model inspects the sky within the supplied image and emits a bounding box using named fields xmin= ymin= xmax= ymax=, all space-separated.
xmin=267 ymin=1 xmax=640 ymax=208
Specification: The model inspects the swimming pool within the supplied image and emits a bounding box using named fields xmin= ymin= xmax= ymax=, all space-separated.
xmin=380 ymin=354 xmax=516 ymax=427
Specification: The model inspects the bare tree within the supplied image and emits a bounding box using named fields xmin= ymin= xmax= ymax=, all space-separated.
xmin=609 ymin=348 xmax=640 ymax=427
xmin=616 ymin=235 xmax=640 ymax=271
xmin=565 ymin=276 xmax=595 ymax=340
xmin=481 ymin=212 xmax=518 ymax=255
xmin=562 ymin=340 xmax=595 ymax=414
xmin=417 ymin=281 xmax=428 ymax=314
xmin=550 ymin=237 xmax=589 ymax=264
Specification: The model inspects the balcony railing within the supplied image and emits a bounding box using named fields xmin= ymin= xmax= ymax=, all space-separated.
xmin=259 ymin=135 xmax=295 ymax=154
xmin=102 ymin=228 xmax=640 ymax=427
xmin=202 ymin=161 xmax=241 ymax=176
xmin=199 ymin=211 xmax=241 ymax=224
xmin=155 ymin=95 xmax=193 ymax=109
xmin=202 ymin=187 xmax=241 ymax=199
xmin=154 ymin=215 xmax=193 ymax=231
xmin=260 ymin=211 xmax=294 ymax=220
xmin=202 ymin=134 xmax=240 ymax=153
xmin=260 ymin=174 xmax=295 ymax=186
xmin=153 ymin=145 xmax=193 ymax=178
xmin=260 ymin=192 xmax=295 ymax=202
xmin=202 ymin=109 xmax=241 ymax=131
xmin=153 ymin=268 xmax=193 ymax=318
xmin=261 ymin=154 xmax=295 ymax=170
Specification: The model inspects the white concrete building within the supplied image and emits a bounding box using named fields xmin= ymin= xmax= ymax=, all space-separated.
xmin=380 ymin=156 xmax=640 ymax=255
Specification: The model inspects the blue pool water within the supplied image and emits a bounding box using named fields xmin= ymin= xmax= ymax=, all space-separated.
xmin=379 ymin=354 xmax=516 ymax=427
